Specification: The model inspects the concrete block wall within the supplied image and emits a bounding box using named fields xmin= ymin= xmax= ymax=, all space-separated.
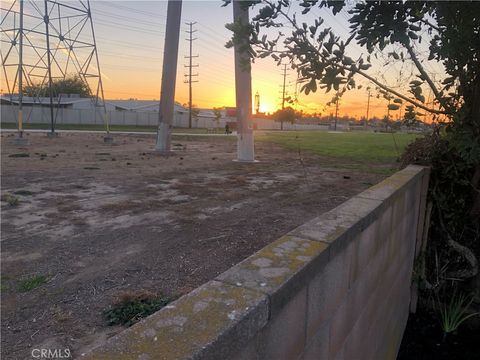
xmin=81 ymin=165 xmax=429 ymax=360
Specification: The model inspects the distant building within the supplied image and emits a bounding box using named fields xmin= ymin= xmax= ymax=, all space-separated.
xmin=0 ymin=95 xmax=188 ymax=114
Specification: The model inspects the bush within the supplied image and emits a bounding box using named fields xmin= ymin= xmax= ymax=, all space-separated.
xmin=401 ymin=127 xmax=479 ymax=301
xmin=104 ymin=290 xmax=170 ymax=327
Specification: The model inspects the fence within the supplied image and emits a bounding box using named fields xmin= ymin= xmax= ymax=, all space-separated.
xmin=1 ymin=105 xmax=331 ymax=131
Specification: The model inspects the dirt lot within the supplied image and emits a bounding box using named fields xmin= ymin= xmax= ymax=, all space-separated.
xmin=1 ymin=132 xmax=388 ymax=359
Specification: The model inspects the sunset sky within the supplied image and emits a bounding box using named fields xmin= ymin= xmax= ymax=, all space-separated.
xmin=1 ymin=0 xmax=446 ymax=119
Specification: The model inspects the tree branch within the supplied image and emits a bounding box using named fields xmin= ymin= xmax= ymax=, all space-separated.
xmin=356 ymin=68 xmax=447 ymax=115
xmin=261 ymin=1 xmax=448 ymax=115
xmin=404 ymin=42 xmax=452 ymax=113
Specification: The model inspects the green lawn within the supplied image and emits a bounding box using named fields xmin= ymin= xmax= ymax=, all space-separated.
xmin=256 ymin=130 xmax=421 ymax=173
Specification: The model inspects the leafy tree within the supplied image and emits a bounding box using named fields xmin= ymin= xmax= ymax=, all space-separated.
xmin=224 ymin=0 xmax=480 ymax=301
xmin=273 ymin=106 xmax=298 ymax=129
xmin=403 ymin=105 xmax=419 ymax=129
xmin=23 ymin=74 xmax=90 ymax=98
xmin=192 ymin=105 xmax=200 ymax=127
xmin=213 ymin=107 xmax=222 ymax=129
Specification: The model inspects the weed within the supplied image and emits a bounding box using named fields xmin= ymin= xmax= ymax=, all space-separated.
xmin=14 ymin=190 xmax=34 ymax=196
xmin=438 ymin=292 xmax=479 ymax=341
xmin=8 ymin=153 xmax=29 ymax=158
xmin=83 ymin=167 xmax=100 ymax=170
xmin=18 ymin=275 xmax=48 ymax=292
xmin=1 ymin=193 xmax=19 ymax=206
xmin=104 ymin=290 xmax=170 ymax=327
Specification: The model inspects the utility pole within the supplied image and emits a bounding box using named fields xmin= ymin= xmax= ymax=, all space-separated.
xmin=281 ymin=64 xmax=288 ymax=110
xmin=365 ymin=87 xmax=372 ymax=129
xmin=184 ymin=21 xmax=198 ymax=129
xmin=334 ymin=94 xmax=339 ymax=131
xmin=156 ymin=0 xmax=182 ymax=153
xmin=44 ymin=0 xmax=55 ymax=137
xmin=233 ymin=0 xmax=255 ymax=162
xmin=279 ymin=63 xmax=288 ymax=130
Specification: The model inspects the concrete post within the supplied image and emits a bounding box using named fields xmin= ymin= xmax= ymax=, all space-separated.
xmin=156 ymin=0 xmax=182 ymax=153
xmin=233 ymin=0 xmax=255 ymax=162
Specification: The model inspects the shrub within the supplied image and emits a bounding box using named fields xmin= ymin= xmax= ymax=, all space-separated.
xmin=104 ymin=290 xmax=170 ymax=327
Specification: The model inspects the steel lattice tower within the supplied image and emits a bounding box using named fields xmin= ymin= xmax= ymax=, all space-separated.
xmin=1 ymin=0 xmax=108 ymax=138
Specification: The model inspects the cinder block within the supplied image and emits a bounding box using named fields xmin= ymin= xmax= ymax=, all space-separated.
xmin=328 ymin=295 xmax=355 ymax=359
xmin=257 ymin=287 xmax=307 ymax=360
xmin=356 ymin=166 xmax=424 ymax=206
xmin=375 ymin=205 xmax=393 ymax=270
xmin=349 ymin=220 xmax=379 ymax=286
xmin=343 ymin=316 xmax=375 ymax=360
xmin=301 ymin=322 xmax=330 ymax=360
xmin=290 ymin=196 xmax=383 ymax=260
xmin=231 ymin=336 xmax=258 ymax=360
xmin=392 ymin=194 xmax=406 ymax=233
xmin=217 ymin=235 xmax=329 ymax=317
xmin=306 ymin=245 xmax=352 ymax=340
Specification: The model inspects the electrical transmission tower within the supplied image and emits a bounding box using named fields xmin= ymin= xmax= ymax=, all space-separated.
xmin=184 ymin=21 xmax=198 ymax=129
xmin=1 ymin=0 xmax=108 ymax=139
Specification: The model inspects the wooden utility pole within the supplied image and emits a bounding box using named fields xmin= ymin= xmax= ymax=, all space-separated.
xmin=156 ymin=0 xmax=182 ymax=153
xmin=233 ymin=0 xmax=255 ymax=162
xmin=334 ymin=94 xmax=339 ymax=131
xmin=184 ymin=21 xmax=198 ymax=128
xmin=365 ymin=88 xmax=372 ymax=129
xmin=280 ymin=64 xmax=288 ymax=130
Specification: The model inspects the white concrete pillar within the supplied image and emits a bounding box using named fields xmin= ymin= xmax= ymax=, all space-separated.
xmin=156 ymin=0 xmax=182 ymax=153
xmin=233 ymin=0 xmax=255 ymax=162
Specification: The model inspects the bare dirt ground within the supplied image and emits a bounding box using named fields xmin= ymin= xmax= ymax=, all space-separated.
xmin=1 ymin=132 xmax=388 ymax=359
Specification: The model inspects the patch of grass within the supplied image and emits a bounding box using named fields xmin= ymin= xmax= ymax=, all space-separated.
xmin=257 ymin=130 xmax=421 ymax=172
xmin=14 ymin=190 xmax=34 ymax=196
xmin=18 ymin=275 xmax=48 ymax=292
xmin=1 ymin=193 xmax=20 ymax=206
xmin=104 ymin=290 xmax=170 ymax=327
xmin=8 ymin=152 xmax=30 ymax=158
xmin=1 ymin=282 xmax=9 ymax=291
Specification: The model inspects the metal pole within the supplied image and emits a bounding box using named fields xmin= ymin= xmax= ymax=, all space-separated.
xmin=233 ymin=0 xmax=255 ymax=162
xmin=189 ymin=22 xmax=192 ymax=129
xmin=156 ymin=0 xmax=182 ymax=153
xmin=17 ymin=0 xmax=24 ymax=138
xmin=44 ymin=0 xmax=55 ymax=135
xmin=86 ymin=0 xmax=111 ymax=142
xmin=184 ymin=21 xmax=198 ymax=129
